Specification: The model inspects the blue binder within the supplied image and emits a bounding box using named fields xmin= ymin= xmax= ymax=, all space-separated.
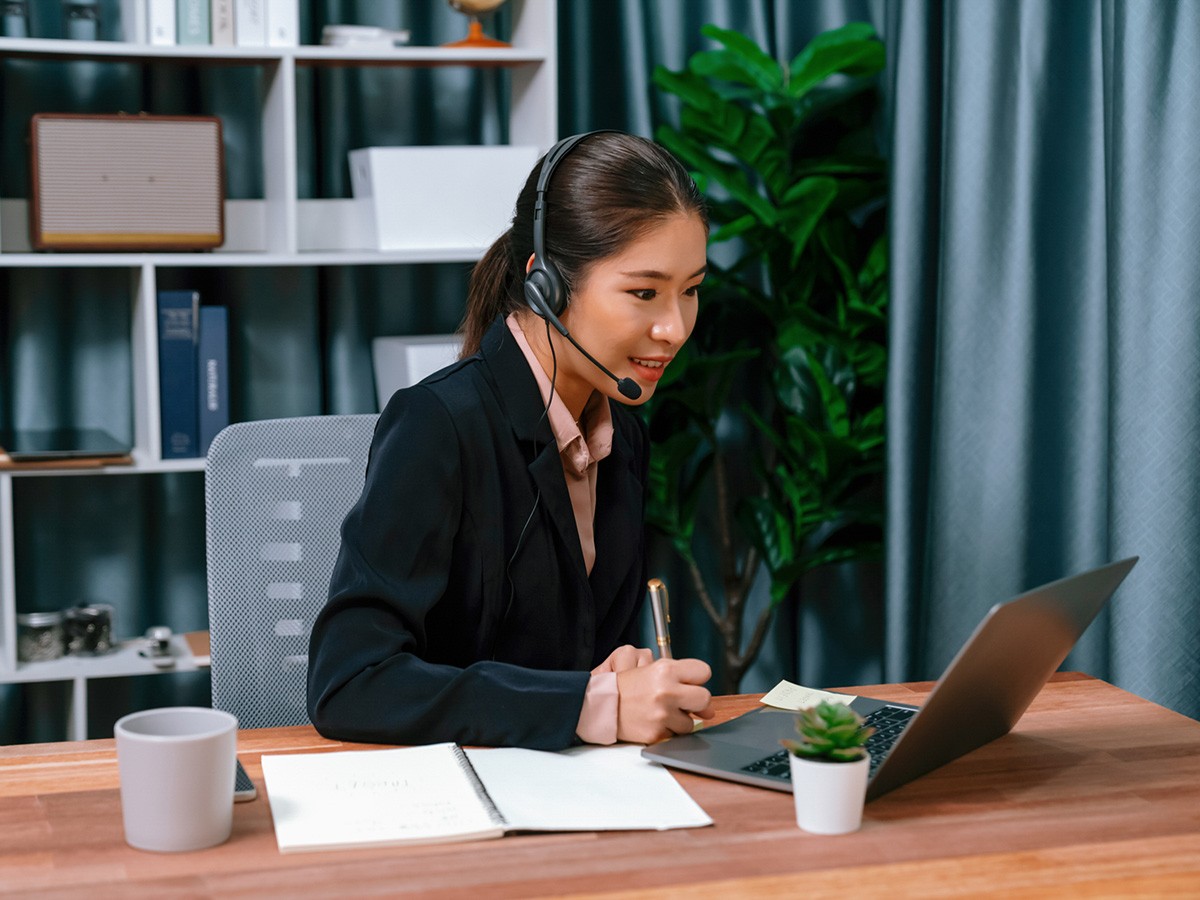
xmin=157 ymin=289 xmax=200 ymax=459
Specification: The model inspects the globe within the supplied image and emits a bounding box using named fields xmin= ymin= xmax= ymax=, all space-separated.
xmin=445 ymin=0 xmax=509 ymax=48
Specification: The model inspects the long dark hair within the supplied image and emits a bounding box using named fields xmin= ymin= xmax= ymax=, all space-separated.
xmin=459 ymin=132 xmax=708 ymax=357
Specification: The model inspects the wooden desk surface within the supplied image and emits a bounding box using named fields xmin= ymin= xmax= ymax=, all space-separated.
xmin=2 ymin=673 xmax=1199 ymax=898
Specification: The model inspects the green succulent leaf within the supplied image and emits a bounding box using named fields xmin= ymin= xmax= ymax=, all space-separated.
xmin=781 ymin=700 xmax=874 ymax=761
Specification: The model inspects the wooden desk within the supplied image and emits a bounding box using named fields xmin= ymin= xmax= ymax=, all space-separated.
xmin=2 ymin=673 xmax=1199 ymax=898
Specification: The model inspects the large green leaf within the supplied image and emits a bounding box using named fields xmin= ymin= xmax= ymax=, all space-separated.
xmin=696 ymin=24 xmax=787 ymax=92
xmin=739 ymin=496 xmax=794 ymax=576
xmin=689 ymin=45 xmax=782 ymax=95
xmin=778 ymin=177 xmax=838 ymax=264
xmin=788 ymin=22 xmax=885 ymax=100
xmin=709 ymin=213 xmax=761 ymax=245
xmin=652 ymin=66 xmax=721 ymax=114
xmin=655 ymin=127 xmax=778 ymax=226
xmin=677 ymin=104 xmax=780 ymax=185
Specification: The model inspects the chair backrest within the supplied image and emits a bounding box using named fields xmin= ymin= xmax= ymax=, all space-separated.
xmin=205 ymin=414 xmax=378 ymax=729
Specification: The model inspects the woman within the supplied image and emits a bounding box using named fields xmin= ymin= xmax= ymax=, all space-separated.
xmin=307 ymin=131 xmax=714 ymax=750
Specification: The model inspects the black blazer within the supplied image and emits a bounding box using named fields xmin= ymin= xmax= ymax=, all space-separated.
xmin=307 ymin=316 xmax=650 ymax=750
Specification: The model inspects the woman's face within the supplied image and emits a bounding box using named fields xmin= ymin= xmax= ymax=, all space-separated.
xmin=529 ymin=211 xmax=708 ymax=417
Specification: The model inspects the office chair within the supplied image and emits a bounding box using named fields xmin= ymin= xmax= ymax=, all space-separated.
xmin=204 ymin=414 xmax=378 ymax=729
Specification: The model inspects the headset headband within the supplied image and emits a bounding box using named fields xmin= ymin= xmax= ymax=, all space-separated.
xmin=530 ymin=130 xmax=621 ymax=266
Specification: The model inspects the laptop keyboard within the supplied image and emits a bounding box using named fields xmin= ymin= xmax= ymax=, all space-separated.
xmin=739 ymin=705 xmax=916 ymax=781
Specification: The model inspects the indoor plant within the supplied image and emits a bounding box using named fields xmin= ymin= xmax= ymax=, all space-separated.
xmin=644 ymin=22 xmax=888 ymax=691
xmin=782 ymin=700 xmax=874 ymax=834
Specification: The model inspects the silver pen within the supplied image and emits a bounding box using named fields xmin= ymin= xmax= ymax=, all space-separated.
xmin=647 ymin=578 xmax=673 ymax=660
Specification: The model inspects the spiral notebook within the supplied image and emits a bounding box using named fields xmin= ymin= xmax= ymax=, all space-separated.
xmin=261 ymin=742 xmax=712 ymax=853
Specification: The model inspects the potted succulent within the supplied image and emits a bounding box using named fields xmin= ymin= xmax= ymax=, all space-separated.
xmin=781 ymin=700 xmax=874 ymax=834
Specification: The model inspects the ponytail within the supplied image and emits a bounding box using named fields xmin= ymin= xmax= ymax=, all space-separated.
xmin=459 ymin=229 xmax=523 ymax=357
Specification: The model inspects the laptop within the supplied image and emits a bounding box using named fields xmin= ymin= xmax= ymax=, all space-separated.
xmin=642 ymin=557 xmax=1138 ymax=802
xmin=0 ymin=427 xmax=131 ymax=461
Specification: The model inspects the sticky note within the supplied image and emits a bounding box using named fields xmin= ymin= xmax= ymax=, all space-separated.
xmin=759 ymin=680 xmax=857 ymax=711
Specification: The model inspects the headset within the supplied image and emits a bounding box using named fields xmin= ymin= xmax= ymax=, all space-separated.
xmin=523 ymin=131 xmax=642 ymax=401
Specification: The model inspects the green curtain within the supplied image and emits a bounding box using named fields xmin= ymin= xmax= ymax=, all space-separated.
xmin=886 ymin=0 xmax=1200 ymax=720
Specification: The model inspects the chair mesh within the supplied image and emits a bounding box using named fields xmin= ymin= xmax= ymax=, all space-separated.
xmin=205 ymin=414 xmax=378 ymax=729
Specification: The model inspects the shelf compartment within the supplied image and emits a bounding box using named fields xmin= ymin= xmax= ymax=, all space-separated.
xmin=0 ymin=455 xmax=205 ymax=478
xmin=2 ymin=199 xmax=489 ymax=264
xmin=1 ymin=633 xmax=206 ymax=683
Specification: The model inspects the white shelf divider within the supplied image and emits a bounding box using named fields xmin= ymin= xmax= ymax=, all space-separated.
xmin=262 ymin=56 xmax=297 ymax=255
xmin=0 ymin=474 xmax=15 ymax=674
xmin=131 ymin=264 xmax=160 ymax=462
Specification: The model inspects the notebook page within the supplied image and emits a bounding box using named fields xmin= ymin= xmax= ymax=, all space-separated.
xmin=463 ymin=744 xmax=712 ymax=832
xmin=262 ymin=743 xmax=504 ymax=853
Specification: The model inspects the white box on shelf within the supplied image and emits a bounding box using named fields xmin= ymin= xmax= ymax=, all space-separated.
xmin=372 ymin=334 xmax=463 ymax=410
xmin=348 ymin=145 xmax=538 ymax=252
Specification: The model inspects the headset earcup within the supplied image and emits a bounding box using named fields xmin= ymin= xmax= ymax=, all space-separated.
xmin=524 ymin=268 xmax=551 ymax=319
xmin=524 ymin=263 xmax=567 ymax=319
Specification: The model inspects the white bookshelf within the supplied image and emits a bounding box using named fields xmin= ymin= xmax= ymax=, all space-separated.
xmin=0 ymin=1 xmax=557 ymax=739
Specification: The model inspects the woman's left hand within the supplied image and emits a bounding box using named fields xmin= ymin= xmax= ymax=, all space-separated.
xmin=592 ymin=644 xmax=654 ymax=675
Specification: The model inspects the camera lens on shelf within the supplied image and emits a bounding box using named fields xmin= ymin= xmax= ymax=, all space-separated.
xmin=16 ymin=610 xmax=65 ymax=663
xmin=1 ymin=0 xmax=29 ymax=38
xmin=61 ymin=0 xmax=99 ymax=41
xmin=64 ymin=603 xmax=115 ymax=655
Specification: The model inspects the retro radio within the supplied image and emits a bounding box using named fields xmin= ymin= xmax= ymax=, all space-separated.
xmin=29 ymin=113 xmax=225 ymax=251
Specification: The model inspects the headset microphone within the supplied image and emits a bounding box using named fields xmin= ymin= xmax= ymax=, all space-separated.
xmin=542 ymin=310 xmax=643 ymax=400
xmin=523 ymin=131 xmax=643 ymax=402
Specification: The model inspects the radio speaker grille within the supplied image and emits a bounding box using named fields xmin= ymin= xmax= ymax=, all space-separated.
xmin=30 ymin=114 xmax=225 ymax=251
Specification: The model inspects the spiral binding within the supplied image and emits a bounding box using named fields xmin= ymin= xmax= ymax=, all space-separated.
xmin=451 ymin=744 xmax=507 ymax=828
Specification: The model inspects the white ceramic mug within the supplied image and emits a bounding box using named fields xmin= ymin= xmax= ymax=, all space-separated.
xmin=114 ymin=706 xmax=238 ymax=852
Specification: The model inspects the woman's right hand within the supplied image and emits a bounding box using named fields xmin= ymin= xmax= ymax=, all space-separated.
xmin=615 ymin=657 xmax=715 ymax=744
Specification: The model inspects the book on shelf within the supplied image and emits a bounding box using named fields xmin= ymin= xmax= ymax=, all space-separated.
xmin=260 ymin=742 xmax=712 ymax=854
xmin=119 ymin=0 xmax=296 ymax=48
xmin=197 ymin=305 xmax=230 ymax=456
xmin=148 ymin=0 xmax=176 ymax=45
xmin=234 ymin=0 xmax=265 ymax=45
xmin=210 ymin=0 xmax=233 ymax=45
xmin=157 ymin=290 xmax=200 ymax=459
xmin=265 ymin=0 xmax=298 ymax=46
xmin=176 ymin=0 xmax=209 ymax=44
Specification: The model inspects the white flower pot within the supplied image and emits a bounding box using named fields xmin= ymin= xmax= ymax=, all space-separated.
xmin=788 ymin=752 xmax=870 ymax=835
